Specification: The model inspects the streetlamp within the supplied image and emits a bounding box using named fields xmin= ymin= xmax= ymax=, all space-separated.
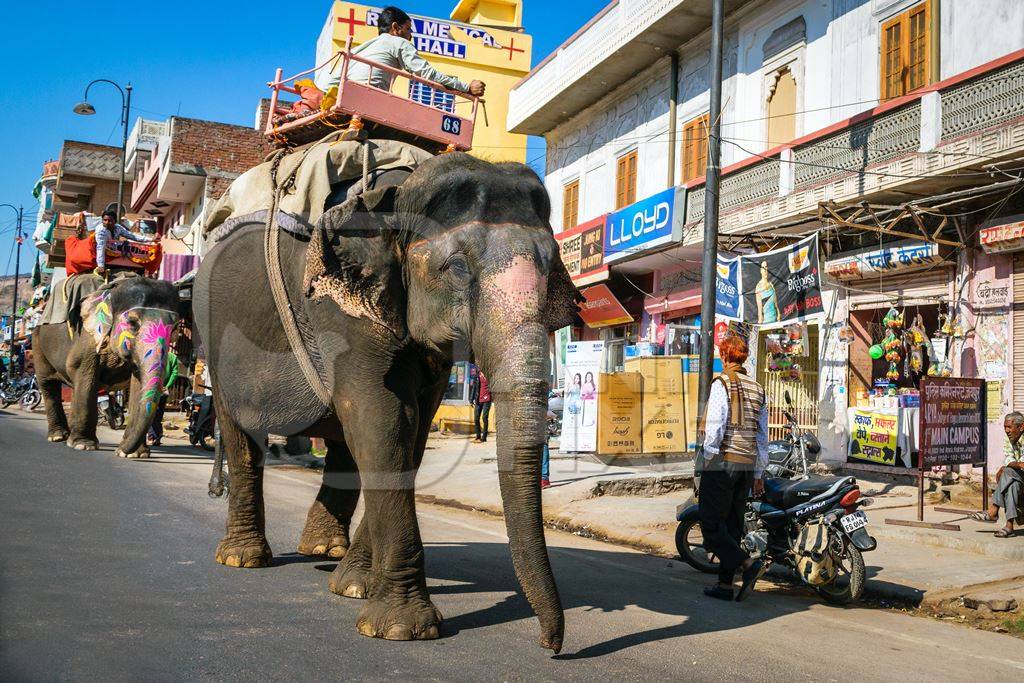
xmin=1 ymin=203 xmax=24 ymax=378
xmin=73 ymin=79 xmax=133 ymax=219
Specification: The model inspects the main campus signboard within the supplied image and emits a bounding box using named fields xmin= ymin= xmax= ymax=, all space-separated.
xmin=602 ymin=186 xmax=686 ymax=264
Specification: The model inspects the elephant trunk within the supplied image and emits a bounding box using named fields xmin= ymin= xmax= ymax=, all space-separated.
xmin=486 ymin=320 xmax=564 ymax=654
xmin=118 ymin=316 xmax=174 ymax=456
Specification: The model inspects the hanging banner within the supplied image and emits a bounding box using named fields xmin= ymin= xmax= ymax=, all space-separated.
xmin=561 ymin=341 xmax=604 ymax=453
xmin=715 ymin=255 xmax=742 ymax=320
xmin=741 ymin=234 xmax=823 ymax=325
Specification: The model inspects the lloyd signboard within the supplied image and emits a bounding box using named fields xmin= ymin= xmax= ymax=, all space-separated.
xmin=603 ymin=186 xmax=686 ymax=263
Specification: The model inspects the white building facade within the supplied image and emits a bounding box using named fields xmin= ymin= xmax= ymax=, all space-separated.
xmin=512 ymin=0 xmax=1024 ymax=469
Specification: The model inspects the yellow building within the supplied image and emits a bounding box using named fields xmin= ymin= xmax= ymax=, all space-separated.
xmin=314 ymin=0 xmax=531 ymax=162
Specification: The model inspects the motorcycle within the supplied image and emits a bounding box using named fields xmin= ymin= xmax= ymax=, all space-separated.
xmin=181 ymin=391 xmax=216 ymax=452
xmin=675 ymin=391 xmax=876 ymax=605
xmin=1 ymin=374 xmax=39 ymax=410
xmin=547 ymin=389 xmax=563 ymax=438
xmin=98 ymin=390 xmax=126 ymax=430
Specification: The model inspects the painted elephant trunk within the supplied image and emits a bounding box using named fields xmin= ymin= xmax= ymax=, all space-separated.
xmin=116 ymin=315 xmax=175 ymax=457
xmin=488 ymin=323 xmax=564 ymax=654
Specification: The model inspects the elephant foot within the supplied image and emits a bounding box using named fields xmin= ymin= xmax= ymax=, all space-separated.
xmin=67 ymin=438 xmax=98 ymax=451
xmin=356 ymin=597 xmax=442 ymax=641
xmin=215 ymin=536 xmax=272 ymax=569
xmin=329 ymin=560 xmax=370 ymax=599
xmin=47 ymin=430 xmax=69 ymax=443
xmin=297 ymin=534 xmax=348 ymax=559
xmin=116 ymin=446 xmax=151 ymax=459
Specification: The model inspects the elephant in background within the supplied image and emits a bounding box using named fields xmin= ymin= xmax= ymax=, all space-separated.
xmin=194 ymin=152 xmax=579 ymax=652
xmin=33 ymin=276 xmax=181 ymax=457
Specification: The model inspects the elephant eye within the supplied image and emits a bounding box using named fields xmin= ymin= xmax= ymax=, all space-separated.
xmin=442 ymin=253 xmax=472 ymax=281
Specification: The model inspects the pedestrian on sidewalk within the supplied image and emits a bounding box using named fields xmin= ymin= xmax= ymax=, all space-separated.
xmin=973 ymin=412 xmax=1024 ymax=537
xmin=698 ymin=335 xmax=769 ymax=602
xmin=469 ymin=366 xmax=492 ymax=443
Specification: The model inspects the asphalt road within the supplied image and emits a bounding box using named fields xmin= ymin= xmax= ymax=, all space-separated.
xmin=2 ymin=408 xmax=1024 ymax=682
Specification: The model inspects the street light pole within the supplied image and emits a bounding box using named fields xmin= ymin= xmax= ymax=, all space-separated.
xmin=2 ymin=204 xmax=24 ymax=378
xmin=73 ymin=79 xmax=132 ymax=218
xmin=696 ymin=0 xmax=726 ymax=419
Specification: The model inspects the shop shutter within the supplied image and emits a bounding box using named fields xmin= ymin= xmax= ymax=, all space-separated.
xmin=846 ymin=266 xmax=953 ymax=309
xmin=1013 ymin=254 xmax=1024 ymax=412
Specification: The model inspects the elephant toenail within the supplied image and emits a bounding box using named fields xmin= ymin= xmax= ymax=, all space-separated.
xmin=422 ymin=625 xmax=439 ymax=639
xmin=385 ymin=625 xmax=413 ymax=640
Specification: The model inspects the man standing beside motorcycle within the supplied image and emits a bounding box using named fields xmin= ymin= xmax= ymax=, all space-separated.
xmin=699 ymin=335 xmax=770 ymax=602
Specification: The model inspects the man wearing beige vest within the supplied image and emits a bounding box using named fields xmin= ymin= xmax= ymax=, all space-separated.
xmin=699 ymin=335 xmax=769 ymax=601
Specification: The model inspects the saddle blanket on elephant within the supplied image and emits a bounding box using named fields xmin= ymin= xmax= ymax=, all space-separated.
xmin=39 ymin=273 xmax=105 ymax=327
xmin=202 ymin=136 xmax=432 ymax=244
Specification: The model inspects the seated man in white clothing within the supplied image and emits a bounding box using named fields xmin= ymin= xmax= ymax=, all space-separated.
xmin=329 ymin=6 xmax=486 ymax=98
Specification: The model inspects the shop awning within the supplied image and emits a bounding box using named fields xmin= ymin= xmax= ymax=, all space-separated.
xmin=643 ymin=289 xmax=702 ymax=316
xmin=578 ymin=284 xmax=633 ymax=328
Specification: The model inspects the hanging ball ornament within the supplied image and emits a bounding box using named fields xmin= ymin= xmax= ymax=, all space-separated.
xmin=869 ymin=344 xmax=884 ymax=360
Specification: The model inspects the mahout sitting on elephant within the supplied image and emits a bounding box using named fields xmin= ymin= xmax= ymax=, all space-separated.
xmin=33 ymin=274 xmax=181 ymax=457
xmin=194 ymin=151 xmax=579 ymax=652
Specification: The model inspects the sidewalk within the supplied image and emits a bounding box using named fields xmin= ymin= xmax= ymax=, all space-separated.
xmin=417 ymin=434 xmax=1024 ymax=607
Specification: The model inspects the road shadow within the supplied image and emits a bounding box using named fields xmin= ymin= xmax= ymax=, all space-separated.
xmin=311 ymin=541 xmax=819 ymax=658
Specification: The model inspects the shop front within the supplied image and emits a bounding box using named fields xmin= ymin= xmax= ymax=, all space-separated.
xmin=826 ymin=240 xmax=955 ymax=469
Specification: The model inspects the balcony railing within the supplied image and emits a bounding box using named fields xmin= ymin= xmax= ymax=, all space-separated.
xmin=682 ymin=49 xmax=1024 ymax=238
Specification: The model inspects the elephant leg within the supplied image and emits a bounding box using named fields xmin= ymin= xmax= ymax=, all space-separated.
xmin=214 ymin=392 xmax=272 ymax=569
xmin=40 ymin=376 xmax=70 ymax=442
xmin=343 ymin=393 xmax=439 ymax=641
xmin=67 ymin=359 xmax=100 ymax=451
xmin=298 ymin=437 xmax=360 ymax=559
xmin=329 ymin=515 xmax=372 ymax=599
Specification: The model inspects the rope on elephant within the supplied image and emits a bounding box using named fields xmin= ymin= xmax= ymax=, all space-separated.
xmin=263 ymin=150 xmax=333 ymax=409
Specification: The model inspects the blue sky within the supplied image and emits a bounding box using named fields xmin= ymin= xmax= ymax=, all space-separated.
xmin=0 ymin=0 xmax=607 ymax=275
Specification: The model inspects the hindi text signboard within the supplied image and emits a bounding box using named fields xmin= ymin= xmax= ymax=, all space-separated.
xmin=919 ymin=377 xmax=986 ymax=468
xmin=847 ymin=408 xmax=899 ymax=465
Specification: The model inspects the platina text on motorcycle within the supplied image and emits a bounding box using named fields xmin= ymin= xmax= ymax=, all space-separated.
xmin=676 ymin=391 xmax=876 ymax=604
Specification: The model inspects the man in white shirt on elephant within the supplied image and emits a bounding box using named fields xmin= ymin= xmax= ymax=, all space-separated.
xmin=329 ymin=6 xmax=486 ymax=98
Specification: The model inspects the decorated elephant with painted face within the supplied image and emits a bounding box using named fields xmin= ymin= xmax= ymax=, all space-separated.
xmin=32 ymin=276 xmax=181 ymax=457
xmin=193 ymin=152 xmax=580 ymax=652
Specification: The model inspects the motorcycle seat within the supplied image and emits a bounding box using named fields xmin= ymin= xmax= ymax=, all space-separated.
xmin=764 ymin=475 xmax=854 ymax=510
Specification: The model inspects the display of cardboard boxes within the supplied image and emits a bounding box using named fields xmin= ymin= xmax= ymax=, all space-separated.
xmin=596 ymin=372 xmax=642 ymax=455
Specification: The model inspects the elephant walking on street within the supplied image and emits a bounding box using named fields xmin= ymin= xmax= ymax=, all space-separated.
xmin=33 ymin=275 xmax=181 ymax=458
xmin=194 ymin=152 xmax=579 ymax=652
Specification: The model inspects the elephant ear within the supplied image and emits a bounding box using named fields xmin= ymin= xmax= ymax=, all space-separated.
xmin=544 ymin=252 xmax=583 ymax=332
xmin=81 ymin=290 xmax=114 ymax=351
xmin=303 ymin=185 xmax=407 ymax=339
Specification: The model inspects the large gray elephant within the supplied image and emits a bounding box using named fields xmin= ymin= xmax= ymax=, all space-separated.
xmin=33 ymin=275 xmax=181 ymax=457
xmin=193 ymin=153 xmax=579 ymax=652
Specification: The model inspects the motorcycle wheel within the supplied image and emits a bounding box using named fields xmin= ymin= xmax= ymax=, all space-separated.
xmin=105 ymin=408 xmax=126 ymax=431
xmin=675 ymin=517 xmax=720 ymax=574
xmin=816 ymin=544 xmax=866 ymax=605
xmin=21 ymin=390 xmax=41 ymax=411
xmin=199 ymin=430 xmax=216 ymax=452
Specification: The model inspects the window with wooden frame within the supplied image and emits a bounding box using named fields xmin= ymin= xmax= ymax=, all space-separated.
xmin=562 ymin=179 xmax=580 ymax=229
xmin=880 ymin=0 xmax=932 ymax=100
xmin=615 ymin=150 xmax=638 ymax=209
xmin=681 ymin=114 xmax=710 ymax=183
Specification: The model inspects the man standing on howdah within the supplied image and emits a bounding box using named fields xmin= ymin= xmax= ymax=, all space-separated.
xmin=699 ymin=335 xmax=769 ymax=601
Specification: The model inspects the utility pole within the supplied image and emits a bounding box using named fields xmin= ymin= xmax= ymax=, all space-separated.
xmin=3 ymin=204 xmax=24 ymax=378
xmin=696 ymin=0 xmax=725 ymax=418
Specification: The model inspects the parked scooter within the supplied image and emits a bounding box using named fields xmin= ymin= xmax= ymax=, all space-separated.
xmin=675 ymin=391 xmax=877 ymax=604
xmin=181 ymin=391 xmax=216 ymax=452
xmin=19 ymin=375 xmax=40 ymax=411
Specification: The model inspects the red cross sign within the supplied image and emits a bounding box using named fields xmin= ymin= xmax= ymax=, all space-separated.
xmin=502 ymin=37 xmax=525 ymax=61
xmin=337 ymin=8 xmax=366 ymax=37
